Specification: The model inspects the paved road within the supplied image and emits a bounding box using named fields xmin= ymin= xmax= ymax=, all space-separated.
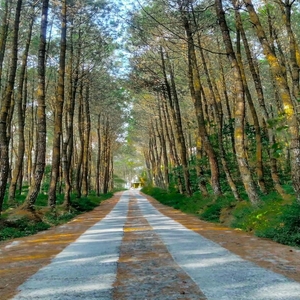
xmin=13 ymin=190 xmax=300 ymax=299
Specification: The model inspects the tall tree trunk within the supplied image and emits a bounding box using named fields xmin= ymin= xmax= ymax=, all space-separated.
xmin=48 ymin=0 xmax=67 ymax=208
xmin=0 ymin=0 xmax=10 ymax=88
xmin=234 ymin=14 xmax=267 ymax=194
xmin=216 ymin=0 xmax=259 ymax=204
xmin=195 ymin=135 xmax=209 ymax=196
xmin=198 ymin=36 xmax=241 ymax=200
xmin=236 ymin=6 xmax=286 ymax=197
xmin=144 ymin=148 xmax=153 ymax=186
xmin=182 ymin=10 xmax=222 ymax=196
xmin=102 ymin=118 xmax=110 ymax=194
xmin=0 ymin=0 xmax=22 ymax=212
xmin=96 ymin=114 xmax=101 ymax=196
xmin=157 ymin=95 xmax=169 ymax=189
xmin=17 ymin=72 xmax=28 ymax=195
xmin=82 ymin=83 xmax=90 ymax=196
xmin=277 ymin=1 xmax=300 ymax=103
xmin=23 ymin=0 xmax=49 ymax=210
xmin=8 ymin=9 xmax=34 ymax=203
xmin=243 ymin=0 xmax=300 ymax=201
xmin=62 ymin=23 xmax=80 ymax=207
xmin=168 ymin=59 xmax=192 ymax=195
xmin=161 ymin=89 xmax=183 ymax=193
xmin=75 ymin=82 xmax=84 ymax=198
xmin=160 ymin=47 xmax=192 ymax=195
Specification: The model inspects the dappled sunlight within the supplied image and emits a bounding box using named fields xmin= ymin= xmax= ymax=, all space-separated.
xmin=51 ymin=254 xmax=118 ymax=265
xmin=252 ymin=282 xmax=300 ymax=299
xmin=81 ymin=227 xmax=124 ymax=234
xmin=14 ymin=276 xmax=116 ymax=298
xmin=183 ymin=256 xmax=243 ymax=268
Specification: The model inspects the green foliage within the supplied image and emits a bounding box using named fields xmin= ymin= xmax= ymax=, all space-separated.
xmin=254 ymin=201 xmax=300 ymax=246
xmin=40 ymin=165 xmax=52 ymax=193
xmin=113 ymin=175 xmax=127 ymax=191
xmin=0 ymin=192 xmax=114 ymax=241
xmin=71 ymin=193 xmax=113 ymax=212
xmin=229 ymin=190 xmax=300 ymax=247
xmin=43 ymin=211 xmax=77 ymax=226
xmin=0 ymin=217 xmax=50 ymax=241
xmin=230 ymin=201 xmax=255 ymax=228
xmin=141 ymin=186 xmax=235 ymax=222
xmin=199 ymin=196 xmax=236 ymax=223
xmin=141 ymin=186 xmax=186 ymax=208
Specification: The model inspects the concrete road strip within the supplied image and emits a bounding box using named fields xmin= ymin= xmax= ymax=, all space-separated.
xmin=13 ymin=193 xmax=129 ymax=300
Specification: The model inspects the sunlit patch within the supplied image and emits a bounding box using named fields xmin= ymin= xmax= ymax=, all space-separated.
xmin=252 ymin=282 xmax=300 ymax=298
xmin=283 ymin=104 xmax=294 ymax=118
xmin=124 ymin=227 xmax=152 ymax=232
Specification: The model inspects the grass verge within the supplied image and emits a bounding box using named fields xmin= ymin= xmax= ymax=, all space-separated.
xmin=141 ymin=186 xmax=300 ymax=247
xmin=0 ymin=192 xmax=114 ymax=242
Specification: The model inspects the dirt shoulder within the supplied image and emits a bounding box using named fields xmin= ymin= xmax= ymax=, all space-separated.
xmin=142 ymin=193 xmax=300 ymax=283
xmin=0 ymin=193 xmax=121 ymax=300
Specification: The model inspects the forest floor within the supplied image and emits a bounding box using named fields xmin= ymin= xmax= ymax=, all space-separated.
xmin=1 ymin=191 xmax=300 ymax=299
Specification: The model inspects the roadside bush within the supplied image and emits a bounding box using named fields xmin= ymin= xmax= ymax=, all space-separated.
xmin=44 ymin=211 xmax=77 ymax=226
xmin=255 ymin=201 xmax=300 ymax=246
xmin=200 ymin=196 xmax=236 ymax=223
xmin=71 ymin=193 xmax=113 ymax=212
xmin=0 ymin=192 xmax=114 ymax=242
xmin=142 ymin=186 xmax=185 ymax=208
xmin=0 ymin=217 xmax=50 ymax=241
xmin=141 ymin=186 xmax=236 ymax=222
xmin=230 ymin=201 xmax=255 ymax=229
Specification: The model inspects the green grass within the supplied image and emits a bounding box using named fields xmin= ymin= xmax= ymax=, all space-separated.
xmin=0 ymin=191 xmax=114 ymax=242
xmin=0 ymin=217 xmax=50 ymax=240
xmin=141 ymin=186 xmax=235 ymax=222
xmin=141 ymin=186 xmax=300 ymax=247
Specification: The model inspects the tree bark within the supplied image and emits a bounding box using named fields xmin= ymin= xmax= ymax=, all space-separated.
xmin=8 ymin=9 xmax=34 ymax=203
xmin=62 ymin=24 xmax=80 ymax=207
xmin=82 ymin=83 xmax=90 ymax=196
xmin=23 ymin=0 xmax=49 ymax=210
xmin=75 ymin=81 xmax=84 ymax=198
xmin=0 ymin=0 xmax=22 ymax=212
xmin=216 ymin=0 xmax=260 ymax=204
xmin=182 ymin=10 xmax=222 ymax=196
xmin=48 ymin=0 xmax=67 ymax=208
xmin=243 ymin=0 xmax=300 ymax=201
xmin=160 ymin=47 xmax=192 ymax=195
xmin=96 ymin=114 xmax=101 ymax=196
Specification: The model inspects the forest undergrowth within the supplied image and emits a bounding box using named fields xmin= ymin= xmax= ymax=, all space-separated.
xmin=142 ymin=186 xmax=300 ymax=248
xmin=0 ymin=188 xmax=113 ymax=242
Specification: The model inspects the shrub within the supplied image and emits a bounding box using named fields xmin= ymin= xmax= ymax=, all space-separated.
xmin=0 ymin=217 xmax=50 ymax=241
xmin=71 ymin=193 xmax=113 ymax=212
xmin=255 ymin=201 xmax=300 ymax=246
xmin=200 ymin=196 xmax=236 ymax=223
